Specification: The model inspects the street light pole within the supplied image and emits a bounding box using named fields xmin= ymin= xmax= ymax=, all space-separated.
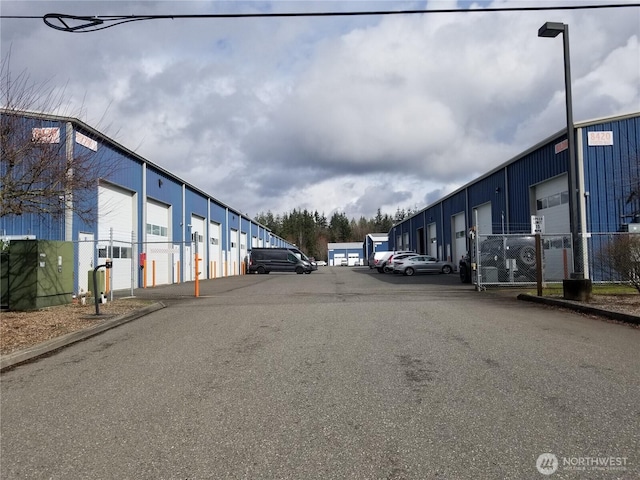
xmin=538 ymin=21 xmax=583 ymax=279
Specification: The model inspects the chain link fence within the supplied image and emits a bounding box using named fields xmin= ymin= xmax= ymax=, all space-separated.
xmin=469 ymin=231 xmax=639 ymax=289
xmin=73 ymin=234 xmax=230 ymax=298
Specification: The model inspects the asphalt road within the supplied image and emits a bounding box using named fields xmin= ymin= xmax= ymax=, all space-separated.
xmin=1 ymin=267 xmax=639 ymax=479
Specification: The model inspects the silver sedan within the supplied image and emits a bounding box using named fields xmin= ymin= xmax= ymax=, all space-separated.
xmin=393 ymin=255 xmax=456 ymax=276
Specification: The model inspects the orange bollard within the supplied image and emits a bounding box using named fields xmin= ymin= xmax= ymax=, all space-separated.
xmin=143 ymin=259 xmax=147 ymax=288
xmin=152 ymin=260 xmax=156 ymax=288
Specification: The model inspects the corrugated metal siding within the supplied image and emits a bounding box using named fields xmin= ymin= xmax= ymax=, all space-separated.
xmin=582 ymin=116 xmax=640 ymax=232
xmin=185 ymin=186 xmax=208 ymax=221
xmin=210 ymin=202 xmax=226 ymax=225
xmin=507 ymin=140 xmax=566 ymax=232
xmin=146 ymin=167 xmax=183 ymax=243
xmin=467 ymin=170 xmax=506 ymax=234
xmin=441 ymin=191 xmax=466 ymax=249
xmin=1 ymin=117 xmax=69 ymax=240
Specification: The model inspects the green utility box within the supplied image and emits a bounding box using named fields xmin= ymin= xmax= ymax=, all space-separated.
xmin=7 ymin=240 xmax=74 ymax=311
xmin=88 ymin=269 xmax=106 ymax=297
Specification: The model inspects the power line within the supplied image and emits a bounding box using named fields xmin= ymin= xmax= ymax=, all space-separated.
xmin=0 ymin=3 xmax=638 ymax=33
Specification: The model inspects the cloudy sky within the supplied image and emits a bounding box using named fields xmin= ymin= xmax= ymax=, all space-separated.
xmin=2 ymin=1 xmax=639 ymax=221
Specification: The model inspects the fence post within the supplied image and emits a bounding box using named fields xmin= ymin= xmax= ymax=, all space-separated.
xmin=109 ymin=228 xmax=114 ymax=301
xmin=130 ymin=231 xmax=135 ymax=297
xmin=536 ymin=233 xmax=543 ymax=296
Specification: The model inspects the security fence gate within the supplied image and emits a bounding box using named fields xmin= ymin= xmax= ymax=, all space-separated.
xmin=469 ymin=232 xmax=638 ymax=289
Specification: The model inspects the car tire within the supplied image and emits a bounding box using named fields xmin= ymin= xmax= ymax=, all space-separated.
xmin=304 ymin=271 xmax=311 ymax=274
xmin=442 ymin=265 xmax=452 ymax=274
xmin=517 ymin=245 xmax=536 ymax=268
xmin=377 ymin=266 xmax=385 ymax=273
xmin=295 ymin=267 xmax=304 ymax=274
xmin=405 ymin=267 xmax=415 ymax=276
xmin=257 ymin=266 xmax=266 ymax=274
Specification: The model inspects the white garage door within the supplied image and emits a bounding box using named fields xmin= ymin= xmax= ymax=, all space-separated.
xmin=191 ymin=215 xmax=206 ymax=279
xmin=240 ymin=232 xmax=248 ymax=274
xmin=473 ymin=202 xmax=493 ymax=236
xmin=427 ymin=223 xmax=437 ymax=258
xmin=229 ymin=229 xmax=239 ymax=276
xmin=98 ymin=183 xmax=135 ymax=291
xmin=535 ymin=175 xmax=569 ymax=234
xmin=535 ymin=174 xmax=571 ymax=280
xmin=146 ymin=199 xmax=171 ymax=286
xmin=209 ymin=221 xmax=221 ymax=279
xmin=453 ymin=212 xmax=466 ymax=263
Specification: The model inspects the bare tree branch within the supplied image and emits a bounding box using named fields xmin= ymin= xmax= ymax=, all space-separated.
xmin=1 ymin=52 xmax=119 ymax=225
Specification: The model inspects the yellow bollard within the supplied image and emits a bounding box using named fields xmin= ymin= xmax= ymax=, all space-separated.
xmin=152 ymin=260 xmax=156 ymax=288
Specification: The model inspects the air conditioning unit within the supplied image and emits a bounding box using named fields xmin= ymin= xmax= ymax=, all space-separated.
xmin=619 ymin=223 xmax=640 ymax=233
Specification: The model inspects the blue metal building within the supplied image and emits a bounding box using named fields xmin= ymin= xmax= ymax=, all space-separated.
xmin=328 ymin=242 xmax=364 ymax=266
xmin=388 ymin=112 xmax=640 ymax=281
xmin=363 ymin=233 xmax=389 ymax=265
xmin=1 ymin=109 xmax=295 ymax=293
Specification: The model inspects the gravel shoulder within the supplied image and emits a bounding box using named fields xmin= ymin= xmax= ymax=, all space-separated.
xmin=0 ymin=297 xmax=154 ymax=355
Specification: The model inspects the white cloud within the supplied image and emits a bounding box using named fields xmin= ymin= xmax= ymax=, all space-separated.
xmin=2 ymin=0 xmax=639 ymax=220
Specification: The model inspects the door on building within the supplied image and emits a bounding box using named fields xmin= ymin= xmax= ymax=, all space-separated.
xmin=535 ymin=174 xmax=571 ymax=280
xmin=473 ymin=202 xmax=493 ymax=236
xmin=452 ymin=212 xmax=466 ymax=263
xmin=209 ymin=221 xmax=221 ymax=279
xmin=190 ymin=215 xmax=206 ymax=279
xmin=229 ymin=229 xmax=239 ymax=275
xmin=146 ymin=199 xmax=171 ymax=286
xmin=427 ymin=223 xmax=437 ymax=258
xmin=98 ymin=183 xmax=135 ymax=291
xmin=77 ymin=232 xmax=95 ymax=294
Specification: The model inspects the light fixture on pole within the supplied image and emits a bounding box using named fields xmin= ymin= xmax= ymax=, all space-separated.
xmin=538 ymin=21 xmax=583 ymax=279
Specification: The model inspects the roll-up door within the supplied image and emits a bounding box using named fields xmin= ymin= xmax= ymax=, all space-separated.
xmin=209 ymin=221 xmax=221 ymax=278
xmin=229 ymin=229 xmax=239 ymax=275
xmin=535 ymin=174 xmax=571 ymax=280
xmin=453 ymin=212 xmax=466 ymax=263
xmin=473 ymin=202 xmax=493 ymax=236
xmin=146 ymin=199 xmax=171 ymax=286
xmin=427 ymin=223 xmax=437 ymax=258
xmin=98 ymin=183 xmax=135 ymax=291
xmin=240 ymin=232 xmax=248 ymax=274
xmin=191 ymin=215 xmax=206 ymax=279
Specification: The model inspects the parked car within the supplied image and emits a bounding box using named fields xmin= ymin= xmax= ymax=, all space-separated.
xmin=316 ymin=260 xmax=327 ymax=266
xmin=374 ymin=251 xmax=415 ymax=273
xmin=248 ymin=248 xmax=312 ymax=274
xmin=340 ymin=258 xmax=349 ymax=266
xmin=289 ymin=247 xmax=317 ymax=271
xmin=369 ymin=251 xmax=390 ymax=269
xmin=393 ymin=255 xmax=455 ymax=276
xmin=384 ymin=252 xmax=419 ymax=273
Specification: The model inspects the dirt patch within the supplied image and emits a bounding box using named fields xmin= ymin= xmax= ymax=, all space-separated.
xmin=554 ymin=294 xmax=640 ymax=317
xmin=0 ymin=298 xmax=153 ymax=355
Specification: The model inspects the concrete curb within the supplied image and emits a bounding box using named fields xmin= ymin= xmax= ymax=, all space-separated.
xmin=517 ymin=294 xmax=640 ymax=325
xmin=0 ymin=302 xmax=166 ymax=372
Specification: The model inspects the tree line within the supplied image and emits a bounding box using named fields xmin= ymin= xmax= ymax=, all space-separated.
xmin=254 ymin=207 xmax=419 ymax=261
